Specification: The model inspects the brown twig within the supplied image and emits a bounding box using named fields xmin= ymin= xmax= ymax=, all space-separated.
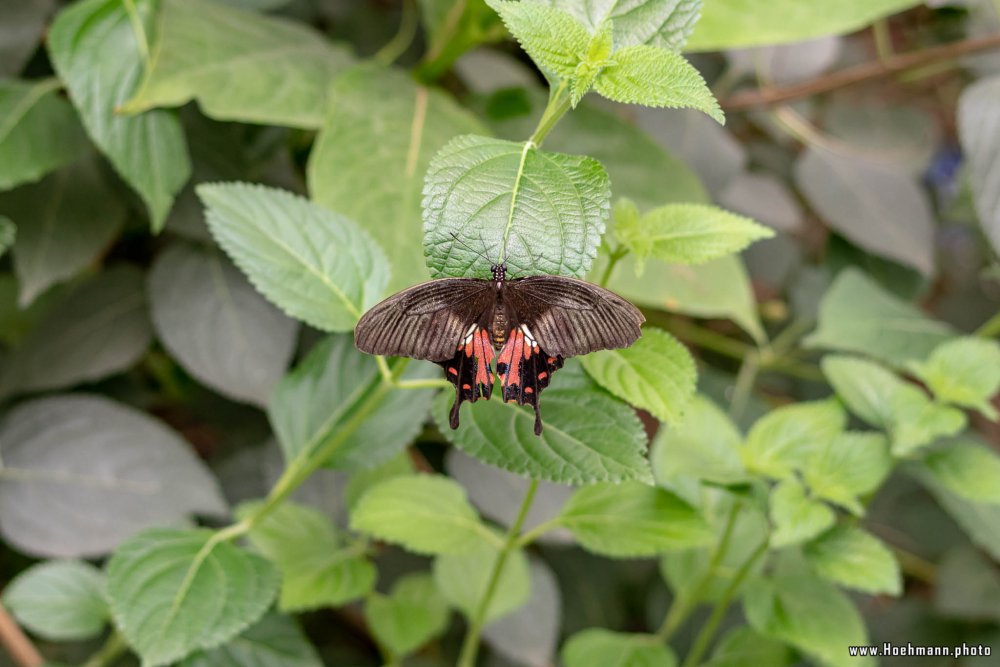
xmin=722 ymin=33 xmax=1000 ymax=110
xmin=0 ymin=604 xmax=42 ymax=667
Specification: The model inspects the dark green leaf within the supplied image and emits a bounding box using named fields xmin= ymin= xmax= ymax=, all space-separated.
xmin=706 ymin=627 xmax=793 ymax=667
xmin=179 ymin=612 xmax=322 ymax=667
xmin=364 ymin=574 xmax=450 ymax=657
xmin=562 ymin=629 xmax=676 ymax=667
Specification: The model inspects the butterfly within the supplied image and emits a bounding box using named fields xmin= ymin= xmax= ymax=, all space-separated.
xmin=354 ymin=262 xmax=644 ymax=435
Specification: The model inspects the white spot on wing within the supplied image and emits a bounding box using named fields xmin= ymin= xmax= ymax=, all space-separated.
xmin=520 ymin=323 xmax=536 ymax=344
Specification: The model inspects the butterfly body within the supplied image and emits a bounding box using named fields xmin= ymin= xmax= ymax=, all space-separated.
xmin=355 ymin=263 xmax=643 ymax=435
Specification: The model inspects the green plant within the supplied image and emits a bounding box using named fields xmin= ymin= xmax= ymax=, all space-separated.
xmin=1 ymin=1 xmax=999 ymax=667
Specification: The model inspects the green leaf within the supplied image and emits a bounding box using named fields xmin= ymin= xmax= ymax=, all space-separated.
xmin=238 ymin=501 xmax=375 ymax=611
xmin=594 ymin=45 xmax=724 ymax=123
xmin=822 ymin=355 xmax=966 ymax=456
xmin=106 ymin=528 xmax=280 ymax=666
xmin=197 ymin=183 xmax=388 ymax=332
xmin=559 ymin=482 xmax=712 ymax=557
xmin=581 ymin=327 xmax=696 ymax=425
xmin=908 ymin=337 xmax=1000 ymax=419
xmin=651 ymin=394 xmax=748 ymax=486
xmin=686 ymin=0 xmax=920 ymax=51
xmin=47 ymin=0 xmax=191 ymax=229
xmin=741 ymin=399 xmax=846 ymax=479
xmin=920 ymin=441 xmax=1000 ymax=504
xmin=364 ymin=574 xmax=450 ymax=657
xmin=2 ymin=560 xmax=108 ymax=641
xmin=917 ymin=468 xmax=1000 ymax=562
xmin=308 ymin=64 xmax=485 ymax=292
xmin=804 ymin=524 xmax=901 ymax=596
xmin=0 ymin=394 xmax=227 ymax=558
xmin=616 ymin=202 xmax=772 ymax=271
xmin=0 ymin=267 xmax=152 ymax=398
xmin=706 ymin=627 xmax=793 ymax=667
xmin=423 ymin=134 xmax=610 ymax=278
xmin=744 ymin=569 xmax=873 ymax=667
xmin=420 ymin=0 xmax=505 ymax=78
xmin=933 ymin=546 xmax=1000 ymax=623
xmin=562 ymin=629 xmax=677 ymax=667
xmin=0 ymin=79 xmax=87 ymax=191
xmin=350 ymin=475 xmax=499 ymax=554
xmin=481 ymin=558 xmax=561 ymax=666
xmin=0 ymin=156 xmax=126 ymax=306
xmin=179 ymin=612 xmax=322 ymax=667
xmin=268 ymin=335 xmax=437 ymax=470
xmin=769 ymin=479 xmax=835 ymax=548
xmin=803 ymin=433 xmax=892 ymax=515
xmin=0 ymin=216 xmax=13 ymax=259
xmin=803 ymin=268 xmax=955 ymax=367
xmin=343 ymin=453 xmax=415 ymax=512
xmin=959 ymin=75 xmax=1000 ymax=256
xmin=488 ymin=1 xmax=591 ymax=80
xmin=433 ymin=543 xmax=531 ymax=622
xmin=434 ymin=360 xmax=651 ymax=484
xmin=537 ymin=0 xmax=703 ymax=51
xmin=123 ymin=0 xmax=353 ymax=128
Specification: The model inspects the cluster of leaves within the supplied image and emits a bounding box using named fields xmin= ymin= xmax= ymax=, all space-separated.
xmin=1 ymin=1 xmax=1000 ymax=667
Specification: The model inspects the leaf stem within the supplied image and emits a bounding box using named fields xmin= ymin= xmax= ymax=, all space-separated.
xmin=81 ymin=628 xmax=128 ymax=667
xmin=374 ymin=0 xmax=418 ymax=66
xmin=512 ymin=516 xmax=562 ymax=549
xmin=529 ymin=81 xmax=573 ymax=146
xmin=457 ymin=480 xmax=540 ymax=667
xmin=975 ymin=310 xmax=1000 ymax=338
xmin=679 ymin=538 xmax=769 ymax=667
xmin=729 ymin=349 xmax=760 ymax=422
xmin=872 ymin=20 xmax=894 ymax=62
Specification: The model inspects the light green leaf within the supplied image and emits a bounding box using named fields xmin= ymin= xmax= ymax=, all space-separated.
xmin=423 ymin=134 xmax=610 ymax=278
xmin=308 ymin=64 xmax=485 ymax=292
xmin=594 ymin=44 xmax=724 ymax=123
xmin=615 ymin=202 xmax=772 ymax=270
xmin=917 ymin=468 xmax=1000 ymax=562
xmin=179 ymin=612 xmax=322 ymax=667
xmin=149 ymin=243 xmax=298 ymax=407
xmin=652 ymin=394 xmax=748 ymax=486
xmin=2 ymin=560 xmax=108 ymax=641
xmin=488 ymin=0 xmax=591 ymax=79
xmin=920 ymin=441 xmax=1000 ymax=504
xmin=350 ymin=475 xmax=499 ymax=554
xmin=106 ymin=528 xmax=280 ymax=666
xmin=804 ymin=268 xmax=955 ymax=367
xmin=238 ymin=501 xmax=375 ymax=611
xmin=0 ymin=78 xmax=87 ymax=191
xmin=957 ymin=70 xmax=1000 ymax=255
xmin=343 ymin=453 xmax=416 ymax=512
xmin=433 ymin=544 xmax=530 ymax=622
xmin=434 ymin=360 xmax=651 ymax=484
xmin=744 ymin=569 xmax=873 ymax=667
xmin=581 ymin=327 xmax=696 ymax=425
xmin=197 ymin=183 xmax=388 ymax=332
xmin=48 ymin=0 xmax=191 ymax=229
xmin=769 ymin=479 xmax=835 ymax=548
xmin=0 ymin=216 xmax=13 ymax=259
xmin=742 ymin=399 xmax=846 ymax=479
xmin=559 ymin=482 xmax=712 ymax=557
xmin=1 ymin=156 xmax=125 ymax=306
xmin=686 ymin=0 xmax=920 ymax=51
xmin=268 ymin=334 xmax=437 ymax=470
xmin=822 ymin=355 xmax=966 ymax=457
xmin=803 ymin=432 xmax=892 ymax=515
xmin=123 ymin=0 xmax=352 ymax=128
xmin=908 ymin=337 xmax=1000 ymax=419
xmin=364 ymin=574 xmax=450 ymax=657
xmin=804 ymin=524 xmax=901 ymax=596
xmin=536 ymin=0 xmax=703 ymax=51
xmin=562 ymin=629 xmax=677 ymax=667
xmin=706 ymin=627 xmax=793 ymax=667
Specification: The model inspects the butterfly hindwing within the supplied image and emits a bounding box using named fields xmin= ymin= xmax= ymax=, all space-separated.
xmin=496 ymin=325 xmax=564 ymax=435
xmin=441 ymin=326 xmax=495 ymax=429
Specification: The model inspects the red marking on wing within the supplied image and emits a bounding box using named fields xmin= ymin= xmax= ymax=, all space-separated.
xmin=467 ymin=329 xmax=494 ymax=389
xmin=497 ymin=328 xmax=525 ymax=400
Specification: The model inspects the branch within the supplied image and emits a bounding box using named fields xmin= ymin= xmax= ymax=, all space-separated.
xmin=0 ymin=604 xmax=42 ymax=667
xmin=722 ymin=32 xmax=1000 ymax=111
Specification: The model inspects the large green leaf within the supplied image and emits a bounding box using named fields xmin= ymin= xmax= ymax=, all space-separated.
xmin=197 ymin=183 xmax=388 ymax=332
xmin=106 ymin=528 xmax=280 ymax=666
xmin=350 ymin=475 xmax=498 ymax=554
xmin=123 ymin=0 xmax=353 ymax=128
xmin=769 ymin=479 xmax=835 ymax=548
xmin=652 ymin=394 xmax=748 ymax=486
xmin=434 ymin=360 xmax=650 ymax=484
xmin=802 ymin=432 xmax=892 ymax=515
xmin=149 ymin=243 xmax=298 ymax=407
xmin=533 ymin=0 xmax=702 ymax=51
xmin=2 ymin=560 xmax=108 ymax=641
xmin=686 ymin=0 xmax=921 ymax=51
xmin=558 ymin=482 xmax=712 ymax=557
xmin=180 ymin=612 xmax=322 ymax=667
xmin=0 ymin=78 xmax=87 ymax=191
xmin=958 ymin=75 xmax=1000 ymax=256
xmin=238 ymin=501 xmax=375 ymax=611
xmin=0 ymin=395 xmax=227 ymax=557
xmin=917 ymin=468 xmax=1000 ymax=561
xmin=364 ymin=574 xmax=450 ymax=657
xmin=47 ymin=0 xmax=191 ymax=229
xmin=741 ymin=399 xmax=846 ymax=479
xmin=920 ymin=441 xmax=1000 ymax=505
xmin=562 ymin=629 xmax=677 ymax=667
xmin=907 ymin=337 xmax=1000 ymax=420
xmin=423 ymin=134 xmax=610 ymax=278
xmin=804 ymin=525 xmax=901 ymax=596
xmin=308 ymin=64 xmax=485 ymax=292
xmin=581 ymin=327 xmax=696 ymax=425
xmin=433 ymin=544 xmax=531 ymax=622
xmin=804 ymin=268 xmax=955 ymax=367
xmin=268 ymin=334 xmax=437 ymax=470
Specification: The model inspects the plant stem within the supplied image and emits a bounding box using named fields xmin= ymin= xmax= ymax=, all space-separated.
xmin=121 ymin=0 xmax=150 ymax=63
xmin=598 ymin=246 xmax=627 ymax=288
xmin=679 ymin=538 xmax=768 ymax=667
xmin=512 ymin=517 xmax=561 ymax=549
xmin=374 ymin=0 xmax=418 ymax=66
xmin=729 ymin=350 xmax=760 ymax=422
xmin=0 ymin=604 xmax=42 ymax=667
xmin=81 ymin=629 xmax=128 ymax=667
xmin=872 ymin=19 xmax=894 ymax=62
xmin=975 ymin=310 xmax=1000 ymax=338
xmin=457 ymin=480 xmax=540 ymax=667
xmin=656 ymin=503 xmax=741 ymax=642
xmin=529 ymin=82 xmax=572 ymax=146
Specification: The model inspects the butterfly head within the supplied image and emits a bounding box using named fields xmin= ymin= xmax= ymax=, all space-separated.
xmin=490 ymin=263 xmax=507 ymax=285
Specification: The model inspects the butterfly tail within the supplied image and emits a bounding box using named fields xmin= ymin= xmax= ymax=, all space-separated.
xmin=450 ymin=394 xmax=463 ymax=429
xmin=440 ymin=328 xmax=496 ymax=430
